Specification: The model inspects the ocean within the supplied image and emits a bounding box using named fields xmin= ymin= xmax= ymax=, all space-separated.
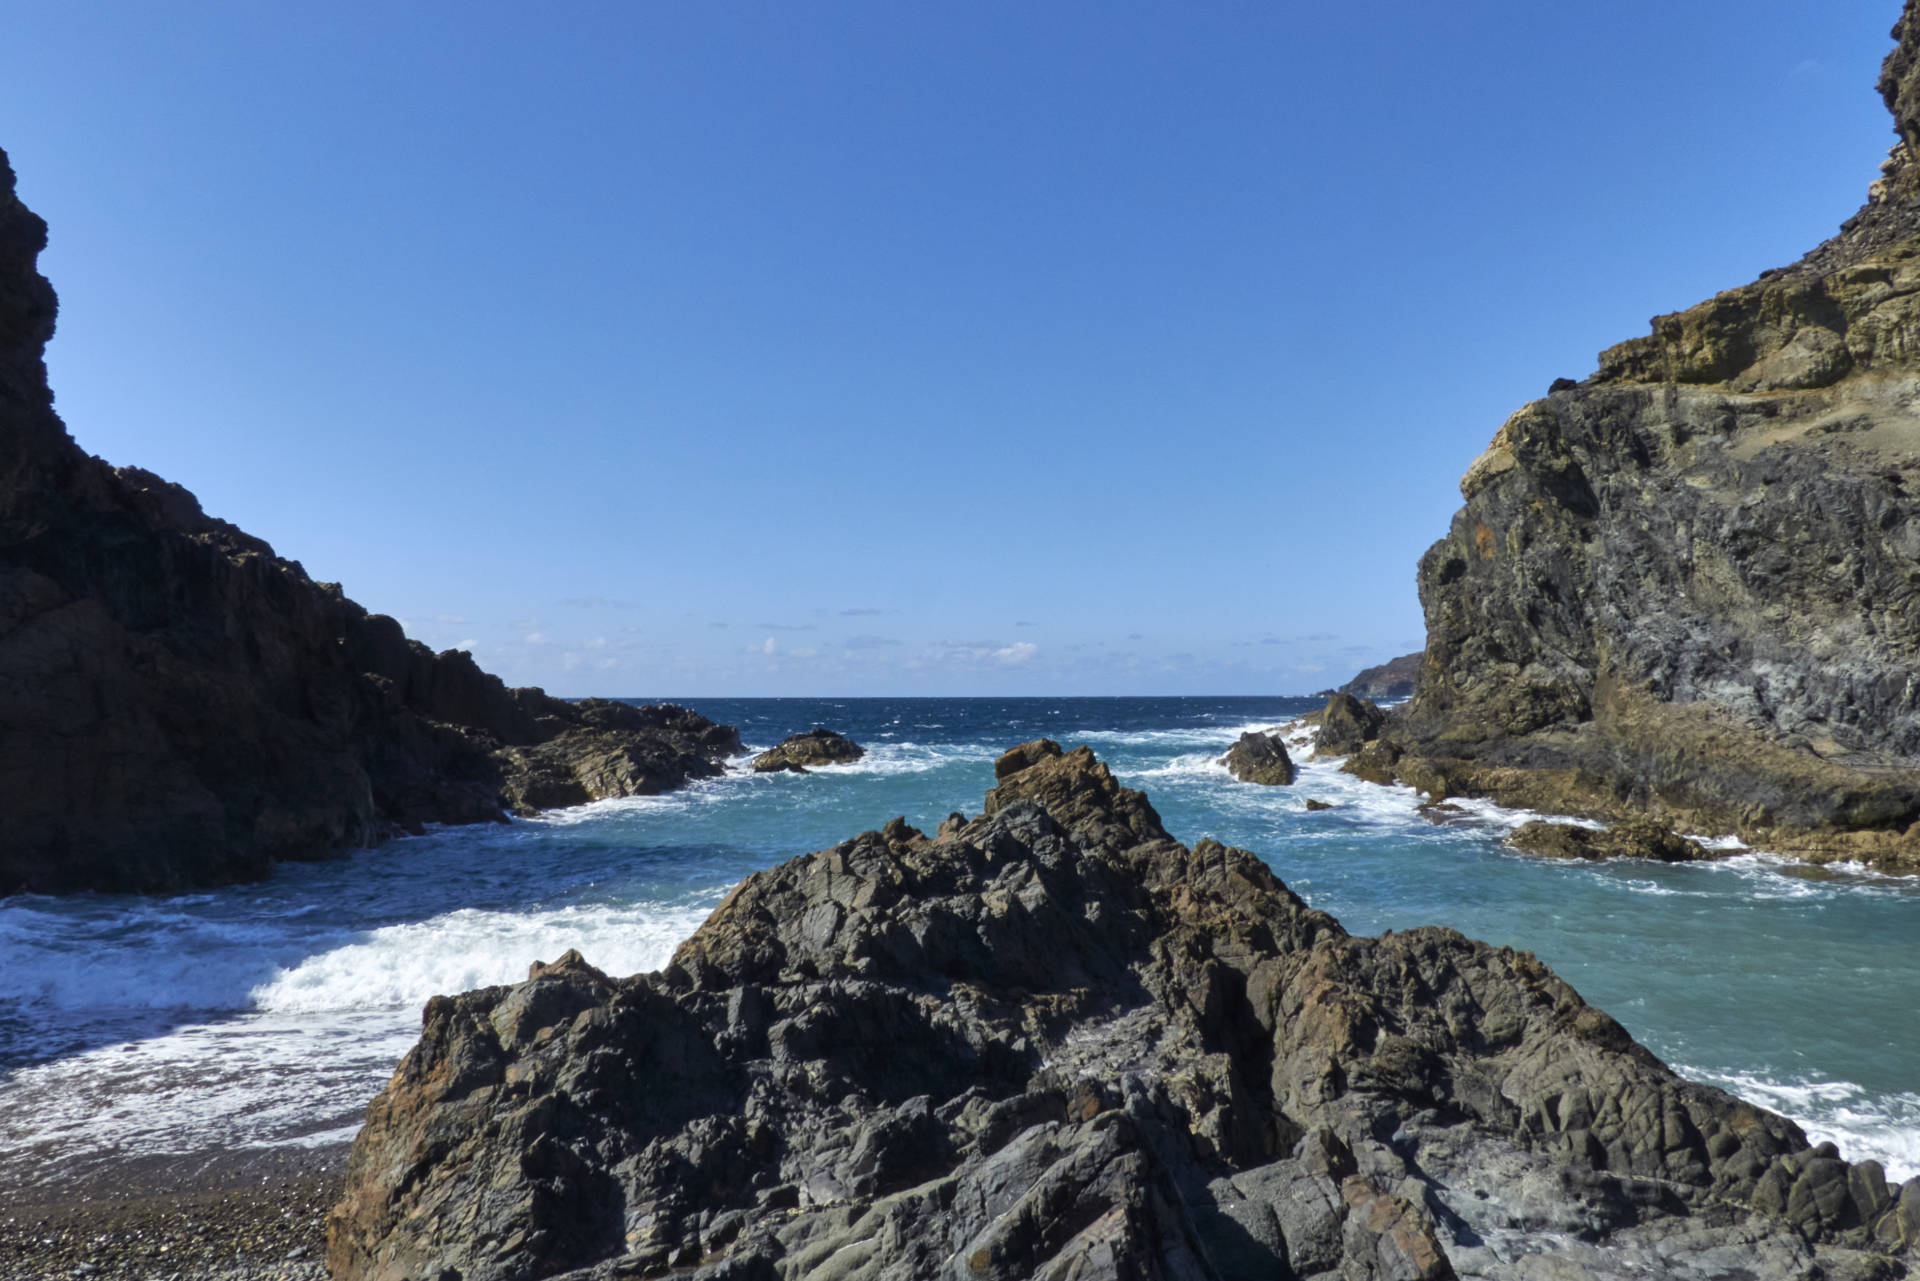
xmin=1 ymin=695 xmax=1915 ymax=1194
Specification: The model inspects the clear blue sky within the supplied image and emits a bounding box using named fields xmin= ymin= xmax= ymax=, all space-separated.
xmin=0 ymin=2 xmax=1899 ymax=695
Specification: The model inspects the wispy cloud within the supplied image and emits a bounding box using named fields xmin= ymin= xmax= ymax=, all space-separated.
xmin=843 ymin=634 xmax=902 ymax=649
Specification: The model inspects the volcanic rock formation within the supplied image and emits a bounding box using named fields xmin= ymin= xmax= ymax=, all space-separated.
xmin=751 ymin=729 xmax=866 ymax=774
xmin=328 ymin=742 xmax=1916 ymax=1281
xmin=1369 ymin=4 xmax=1920 ymax=871
xmin=1219 ymin=730 xmax=1296 ymax=785
xmin=0 ymin=147 xmax=738 ymax=895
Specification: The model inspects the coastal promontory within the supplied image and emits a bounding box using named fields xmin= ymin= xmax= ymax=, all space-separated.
xmin=1349 ymin=3 xmax=1920 ymax=870
xmin=329 ymin=742 xmax=1917 ymax=1280
xmin=0 ymin=146 xmax=738 ymax=895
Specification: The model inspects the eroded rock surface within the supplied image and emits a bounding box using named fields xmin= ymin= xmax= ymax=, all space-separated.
xmin=328 ymin=743 xmax=1914 ymax=1281
xmin=1507 ymin=821 xmax=1707 ymax=864
xmin=1219 ymin=730 xmax=1295 ymax=785
xmin=1376 ymin=5 xmax=1920 ymax=871
xmin=0 ymin=148 xmax=738 ymax=894
xmin=751 ymin=729 xmax=866 ymax=774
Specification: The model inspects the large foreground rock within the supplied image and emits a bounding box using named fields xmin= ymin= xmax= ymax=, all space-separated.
xmin=0 ymin=147 xmax=738 ymax=894
xmin=1375 ymin=4 xmax=1920 ymax=872
xmin=328 ymin=742 xmax=1914 ymax=1281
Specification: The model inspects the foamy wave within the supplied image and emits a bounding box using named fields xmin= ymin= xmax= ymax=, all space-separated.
xmin=1678 ymin=1064 xmax=1920 ymax=1181
xmin=251 ymin=901 xmax=716 ymax=1012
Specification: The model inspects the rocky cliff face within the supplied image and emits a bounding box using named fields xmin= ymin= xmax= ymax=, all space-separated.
xmin=0 ymin=147 xmax=738 ymax=895
xmin=328 ymin=743 xmax=1917 ymax=1281
xmin=1378 ymin=4 xmax=1920 ymax=869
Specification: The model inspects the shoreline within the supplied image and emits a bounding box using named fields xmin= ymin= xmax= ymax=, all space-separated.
xmin=0 ymin=1144 xmax=347 ymax=1281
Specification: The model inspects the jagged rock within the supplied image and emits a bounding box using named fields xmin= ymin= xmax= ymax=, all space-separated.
xmin=0 ymin=147 xmax=739 ymax=894
xmin=327 ymin=742 xmax=1912 ymax=1281
xmin=1305 ymin=797 xmax=1334 ymax=811
xmin=1340 ymin=651 xmax=1423 ymax=701
xmin=750 ymin=728 xmax=865 ymax=774
xmin=1316 ymin=692 xmax=1387 ymax=757
xmin=1374 ymin=6 xmax=1920 ymax=872
xmin=1508 ymin=820 xmax=1708 ymax=863
xmin=1219 ymin=730 xmax=1295 ymax=785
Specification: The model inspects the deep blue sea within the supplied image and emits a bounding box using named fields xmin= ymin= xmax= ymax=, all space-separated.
xmin=1 ymin=696 xmax=1915 ymax=1193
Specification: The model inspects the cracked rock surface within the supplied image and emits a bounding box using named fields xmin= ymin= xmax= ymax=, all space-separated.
xmin=327 ymin=742 xmax=1916 ymax=1280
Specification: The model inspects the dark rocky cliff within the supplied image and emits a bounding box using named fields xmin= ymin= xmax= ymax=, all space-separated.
xmin=1367 ymin=4 xmax=1920 ymax=870
xmin=328 ymin=743 xmax=1918 ymax=1280
xmin=0 ymin=147 xmax=738 ymax=895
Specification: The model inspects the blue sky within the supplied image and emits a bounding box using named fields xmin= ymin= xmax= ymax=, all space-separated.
xmin=0 ymin=2 xmax=1900 ymax=695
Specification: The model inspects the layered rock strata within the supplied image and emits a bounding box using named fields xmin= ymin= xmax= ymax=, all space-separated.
xmin=751 ymin=729 xmax=866 ymax=774
xmin=1371 ymin=5 xmax=1920 ymax=870
xmin=0 ymin=147 xmax=738 ymax=895
xmin=328 ymin=742 xmax=1915 ymax=1281
xmin=1219 ymin=730 xmax=1296 ymax=784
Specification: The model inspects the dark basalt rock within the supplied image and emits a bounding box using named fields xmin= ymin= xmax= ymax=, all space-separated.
xmin=1219 ymin=730 xmax=1295 ymax=785
xmin=750 ymin=728 xmax=865 ymax=774
xmin=1373 ymin=6 xmax=1920 ymax=872
xmin=1339 ymin=651 xmax=1423 ymax=701
xmin=1315 ymin=692 xmax=1387 ymax=757
xmin=328 ymin=742 xmax=1913 ymax=1281
xmin=1508 ymin=820 xmax=1707 ymax=863
xmin=0 ymin=147 xmax=739 ymax=895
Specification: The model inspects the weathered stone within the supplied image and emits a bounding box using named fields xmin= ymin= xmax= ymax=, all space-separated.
xmin=328 ymin=742 xmax=1911 ymax=1281
xmin=1508 ymin=820 xmax=1707 ymax=863
xmin=1317 ymin=693 xmax=1387 ymax=757
xmin=1220 ymin=730 xmax=1296 ymax=785
xmin=751 ymin=728 xmax=866 ymax=773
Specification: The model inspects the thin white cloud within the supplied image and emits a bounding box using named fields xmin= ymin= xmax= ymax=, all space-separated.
xmin=993 ymin=642 xmax=1038 ymax=666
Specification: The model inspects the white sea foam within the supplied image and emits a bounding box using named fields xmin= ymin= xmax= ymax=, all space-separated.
xmin=1677 ymin=1064 xmax=1920 ymax=1181
xmin=0 ymin=895 xmax=720 ymax=1190
xmin=250 ymin=900 xmax=715 ymax=1013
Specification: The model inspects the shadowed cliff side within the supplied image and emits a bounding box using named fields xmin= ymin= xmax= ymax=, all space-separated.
xmin=1368 ymin=3 xmax=1920 ymax=870
xmin=0 ymin=147 xmax=738 ymax=895
xmin=327 ymin=743 xmax=1917 ymax=1281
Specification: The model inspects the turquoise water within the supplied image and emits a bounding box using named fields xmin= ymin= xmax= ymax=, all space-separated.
xmin=0 ymin=696 xmax=1914 ymax=1192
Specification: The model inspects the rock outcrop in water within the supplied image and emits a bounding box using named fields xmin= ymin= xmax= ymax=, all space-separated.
xmin=1366 ymin=5 xmax=1920 ymax=871
xmin=0 ymin=147 xmax=739 ymax=896
xmin=328 ymin=742 xmax=1916 ymax=1281
xmin=750 ymin=729 xmax=866 ymax=774
xmin=1219 ymin=730 xmax=1295 ymax=785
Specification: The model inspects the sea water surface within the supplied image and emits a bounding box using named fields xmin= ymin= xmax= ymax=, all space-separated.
xmin=2 ymin=696 xmax=1916 ymax=1193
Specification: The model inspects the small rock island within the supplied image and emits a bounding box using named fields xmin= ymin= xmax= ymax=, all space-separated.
xmin=750 ymin=728 xmax=866 ymax=773
xmin=1219 ymin=730 xmax=1295 ymax=784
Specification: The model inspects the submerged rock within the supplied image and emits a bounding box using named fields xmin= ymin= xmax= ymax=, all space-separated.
xmin=751 ymin=728 xmax=866 ymax=773
xmin=1219 ymin=730 xmax=1295 ymax=784
xmin=1378 ymin=6 xmax=1920 ymax=872
xmin=0 ymin=147 xmax=739 ymax=895
xmin=328 ymin=742 xmax=1911 ymax=1281
xmin=1509 ymin=819 xmax=1708 ymax=863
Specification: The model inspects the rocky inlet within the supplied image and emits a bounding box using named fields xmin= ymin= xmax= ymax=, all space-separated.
xmin=328 ymin=742 xmax=1916 ymax=1280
